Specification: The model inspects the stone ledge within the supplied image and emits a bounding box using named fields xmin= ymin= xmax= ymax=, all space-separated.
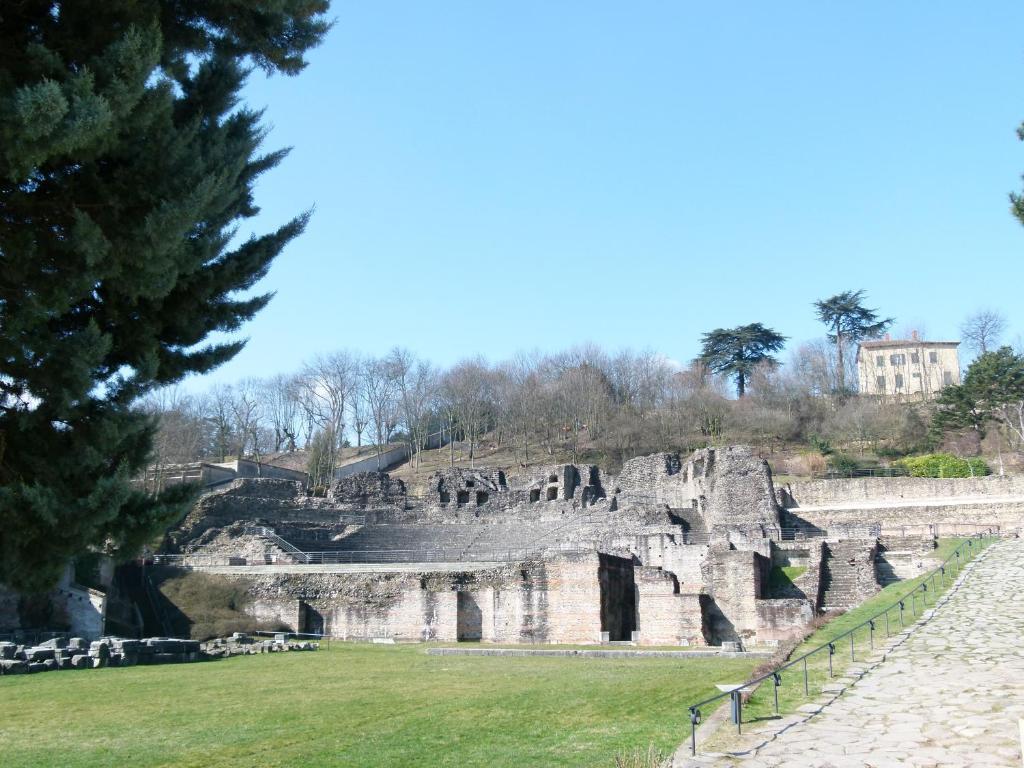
xmin=425 ymin=647 xmax=773 ymax=659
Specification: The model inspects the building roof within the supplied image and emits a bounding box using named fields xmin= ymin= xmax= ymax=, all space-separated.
xmin=857 ymin=339 xmax=960 ymax=349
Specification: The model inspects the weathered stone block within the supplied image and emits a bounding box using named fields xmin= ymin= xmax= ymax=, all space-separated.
xmin=24 ymin=647 xmax=55 ymax=662
xmin=0 ymin=659 xmax=28 ymax=674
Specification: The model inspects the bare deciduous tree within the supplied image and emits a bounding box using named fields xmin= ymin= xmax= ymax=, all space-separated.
xmin=961 ymin=310 xmax=1007 ymax=358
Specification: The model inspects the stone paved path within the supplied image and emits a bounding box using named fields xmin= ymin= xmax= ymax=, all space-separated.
xmin=684 ymin=538 xmax=1024 ymax=768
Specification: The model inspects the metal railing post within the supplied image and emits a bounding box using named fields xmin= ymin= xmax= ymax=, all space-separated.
xmin=869 ymin=619 xmax=875 ymax=650
xmin=898 ymin=600 xmax=904 ymax=629
xmin=731 ymin=689 xmax=742 ymax=734
xmin=803 ymin=656 xmax=809 ymax=695
xmin=828 ymin=643 xmax=835 ymax=677
xmin=772 ymin=672 xmax=781 ymax=714
xmin=688 ymin=708 xmax=700 ymax=756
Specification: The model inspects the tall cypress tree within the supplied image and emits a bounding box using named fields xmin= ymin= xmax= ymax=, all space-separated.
xmin=0 ymin=2 xmax=330 ymax=590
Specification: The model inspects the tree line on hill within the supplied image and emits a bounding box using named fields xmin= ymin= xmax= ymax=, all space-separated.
xmin=142 ymin=297 xmax=1018 ymax=485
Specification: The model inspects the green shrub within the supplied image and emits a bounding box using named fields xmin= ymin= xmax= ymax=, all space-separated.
xmin=827 ymin=453 xmax=860 ymax=475
xmin=808 ymin=434 xmax=833 ymax=456
xmin=895 ymin=453 xmax=989 ymax=478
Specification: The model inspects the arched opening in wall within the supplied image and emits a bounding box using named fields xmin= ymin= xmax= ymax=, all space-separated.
xmin=457 ymin=490 xmax=470 ymax=506
xmin=476 ymin=491 xmax=488 ymax=506
xmin=529 ymin=489 xmax=541 ymax=503
xmin=466 ymin=480 xmax=475 ymax=488
xmin=300 ymin=602 xmax=324 ymax=636
xmin=549 ymin=474 xmax=558 ymax=483
xmin=439 ymin=490 xmax=450 ymax=504
xmin=546 ymin=487 xmax=558 ymax=501
xmin=457 ymin=592 xmax=482 ymax=641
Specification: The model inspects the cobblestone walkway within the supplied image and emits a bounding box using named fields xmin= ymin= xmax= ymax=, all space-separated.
xmin=682 ymin=538 xmax=1024 ymax=768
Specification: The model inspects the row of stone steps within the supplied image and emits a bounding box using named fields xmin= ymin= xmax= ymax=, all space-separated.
xmin=820 ymin=540 xmax=879 ymax=611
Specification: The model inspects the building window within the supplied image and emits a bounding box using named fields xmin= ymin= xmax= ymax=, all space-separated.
xmin=875 ymin=355 xmax=885 ymax=367
xmin=911 ymin=352 xmax=920 ymax=364
xmin=943 ymin=371 xmax=953 ymax=386
xmin=875 ymin=375 xmax=885 ymax=391
xmin=912 ymin=372 xmax=922 ymax=379
xmin=895 ymin=373 xmax=904 ymax=389
xmin=929 ymin=351 xmax=938 ymax=364
xmin=890 ymin=353 xmax=906 ymax=365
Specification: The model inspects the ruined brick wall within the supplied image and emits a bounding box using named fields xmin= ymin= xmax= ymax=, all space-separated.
xmin=220 ymin=559 xmax=604 ymax=644
xmin=616 ymin=447 xmax=780 ymax=532
xmin=659 ymin=542 xmax=710 ymax=589
xmin=703 ymin=548 xmax=768 ymax=642
xmin=697 ymin=447 xmax=780 ymax=530
xmin=544 ymin=553 xmax=604 ymax=644
xmin=328 ymin=472 xmax=407 ymax=515
xmin=755 ymin=599 xmax=814 ymax=643
xmin=633 ymin=567 xmax=705 ymax=646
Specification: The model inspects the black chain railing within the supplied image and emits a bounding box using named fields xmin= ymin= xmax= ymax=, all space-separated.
xmin=684 ymin=532 xmax=996 ymax=757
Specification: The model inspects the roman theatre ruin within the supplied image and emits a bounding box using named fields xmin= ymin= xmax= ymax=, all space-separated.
xmin=155 ymin=446 xmax=985 ymax=647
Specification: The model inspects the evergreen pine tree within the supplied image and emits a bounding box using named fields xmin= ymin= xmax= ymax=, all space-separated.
xmin=813 ymin=290 xmax=893 ymax=394
xmin=698 ymin=323 xmax=787 ymax=398
xmin=0 ymin=2 xmax=330 ymax=590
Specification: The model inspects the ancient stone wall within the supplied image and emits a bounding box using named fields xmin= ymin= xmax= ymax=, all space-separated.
xmin=781 ymin=475 xmax=1024 ymax=508
xmin=616 ymin=446 xmax=780 ymax=533
xmin=875 ymin=537 xmax=940 ymax=583
xmin=633 ymin=567 xmax=705 ymax=646
xmin=703 ymin=548 xmax=769 ymax=642
xmin=328 ymin=472 xmax=407 ymax=514
xmin=754 ymin=599 xmax=815 ymax=643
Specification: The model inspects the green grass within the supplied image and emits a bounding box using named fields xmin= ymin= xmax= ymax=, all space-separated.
xmin=767 ymin=566 xmax=807 ymax=596
xmin=0 ymin=643 xmax=756 ymax=768
xmin=701 ymin=537 xmax=994 ymax=749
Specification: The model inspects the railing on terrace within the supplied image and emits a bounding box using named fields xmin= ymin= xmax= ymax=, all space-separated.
xmin=151 ymin=543 xmax=596 ymax=567
xmin=875 ymin=522 xmax=1003 ymax=539
xmin=810 ymin=467 xmax=910 ymax=480
xmin=683 ymin=531 xmax=996 ymax=757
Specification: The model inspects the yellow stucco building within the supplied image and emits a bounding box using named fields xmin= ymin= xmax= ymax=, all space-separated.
xmin=856 ymin=334 xmax=961 ymax=399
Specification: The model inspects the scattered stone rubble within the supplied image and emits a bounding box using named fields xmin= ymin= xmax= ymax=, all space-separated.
xmin=0 ymin=632 xmax=316 ymax=675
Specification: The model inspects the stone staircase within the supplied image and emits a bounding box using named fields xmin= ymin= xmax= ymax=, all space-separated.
xmin=819 ymin=540 xmax=880 ymax=612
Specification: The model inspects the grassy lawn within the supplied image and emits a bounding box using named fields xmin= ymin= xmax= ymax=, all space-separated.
xmin=0 ymin=643 xmax=756 ymax=768
xmin=767 ymin=565 xmax=807 ymax=596
xmin=700 ymin=537 xmax=994 ymax=749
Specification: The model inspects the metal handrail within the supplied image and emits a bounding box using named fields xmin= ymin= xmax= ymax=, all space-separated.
xmin=151 ymin=545 xmax=593 ymax=567
xmin=684 ymin=531 xmax=996 ymax=757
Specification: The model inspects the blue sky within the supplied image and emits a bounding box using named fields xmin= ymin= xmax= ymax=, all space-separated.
xmin=192 ymin=2 xmax=1024 ymax=387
